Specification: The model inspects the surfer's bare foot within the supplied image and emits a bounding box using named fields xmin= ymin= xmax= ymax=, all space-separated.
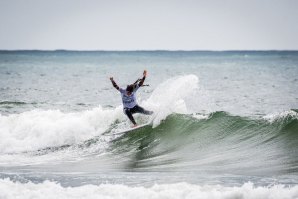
xmin=132 ymin=124 xmax=138 ymax=128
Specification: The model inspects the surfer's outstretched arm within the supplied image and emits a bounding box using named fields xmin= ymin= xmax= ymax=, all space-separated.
xmin=110 ymin=77 xmax=119 ymax=90
xmin=138 ymin=70 xmax=147 ymax=87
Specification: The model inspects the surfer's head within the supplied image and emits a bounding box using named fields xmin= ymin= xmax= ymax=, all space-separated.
xmin=126 ymin=85 xmax=134 ymax=94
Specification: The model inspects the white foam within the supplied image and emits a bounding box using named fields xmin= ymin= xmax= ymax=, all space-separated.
xmin=0 ymin=105 xmax=125 ymax=154
xmin=191 ymin=113 xmax=210 ymax=120
xmin=263 ymin=110 xmax=298 ymax=123
xmin=143 ymin=75 xmax=199 ymax=127
xmin=0 ymin=179 xmax=297 ymax=199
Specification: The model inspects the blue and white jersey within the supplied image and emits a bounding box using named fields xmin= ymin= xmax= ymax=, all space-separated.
xmin=119 ymin=85 xmax=140 ymax=109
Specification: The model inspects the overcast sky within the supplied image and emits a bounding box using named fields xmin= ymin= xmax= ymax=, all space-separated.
xmin=0 ymin=0 xmax=297 ymax=50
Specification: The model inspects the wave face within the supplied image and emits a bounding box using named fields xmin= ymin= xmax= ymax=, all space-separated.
xmin=108 ymin=111 xmax=298 ymax=175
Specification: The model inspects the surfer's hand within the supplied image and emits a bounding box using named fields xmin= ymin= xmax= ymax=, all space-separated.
xmin=143 ymin=70 xmax=147 ymax=77
xmin=110 ymin=77 xmax=113 ymax=81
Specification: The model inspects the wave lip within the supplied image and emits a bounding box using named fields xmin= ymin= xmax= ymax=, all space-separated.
xmin=0 ymin=179 xmax=298 ymax=199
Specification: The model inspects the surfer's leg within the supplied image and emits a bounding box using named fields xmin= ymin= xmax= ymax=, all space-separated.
xmin=135 ymin=105 xmax=153 ymax=115
xmin=124 ymin=108 xmax=137 ymax=125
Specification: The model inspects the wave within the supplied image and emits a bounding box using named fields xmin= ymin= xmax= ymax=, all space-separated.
xmin=107 ymin=110 xmax=298 ymax=174
xmin=0 ymin=74 xmax=297 ymax=176
xmin=0 ymin=179 xmax=297 ymax=199
xmin=1 ymin=107 xmax=298 ymax=174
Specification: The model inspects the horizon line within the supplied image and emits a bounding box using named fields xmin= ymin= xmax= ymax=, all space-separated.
xmin=0 ymin=49 xmax=298 ymax=52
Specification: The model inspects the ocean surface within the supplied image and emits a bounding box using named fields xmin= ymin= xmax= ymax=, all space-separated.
xmin=0 ymin=50 xmax=298 ymax=198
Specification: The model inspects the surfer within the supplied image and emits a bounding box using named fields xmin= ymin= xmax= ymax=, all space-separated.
xmin=110 ymin=70 xmax=153 ymax=127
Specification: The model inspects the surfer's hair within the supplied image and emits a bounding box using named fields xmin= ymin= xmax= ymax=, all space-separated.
xmin=126 ymin=85 xmax=134 ymax=93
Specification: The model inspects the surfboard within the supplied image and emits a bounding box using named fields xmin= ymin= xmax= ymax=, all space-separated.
xmin=112 ymin=122 xmax=151 ymax=135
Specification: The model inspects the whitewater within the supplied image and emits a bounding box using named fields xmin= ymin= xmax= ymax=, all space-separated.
xmin=0 ymin=51 xmax=298 ymax=198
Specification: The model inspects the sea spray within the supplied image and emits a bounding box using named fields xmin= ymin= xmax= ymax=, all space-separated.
xmin=143 ymin=75 xmax=199 ymax=127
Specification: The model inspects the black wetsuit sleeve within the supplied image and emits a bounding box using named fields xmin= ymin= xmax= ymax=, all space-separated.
xmin=138 ymin=76 xmax=146 ymax=87
xmin=111 ymin=79 xmax=119 ymax=90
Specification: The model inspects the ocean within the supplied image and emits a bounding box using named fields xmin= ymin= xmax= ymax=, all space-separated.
xmin=0 ymin=50 xmax=298 ymax=198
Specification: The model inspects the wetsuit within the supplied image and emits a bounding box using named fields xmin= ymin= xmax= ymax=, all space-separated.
xmin=111 ymin=76 xmax=153 ymax=125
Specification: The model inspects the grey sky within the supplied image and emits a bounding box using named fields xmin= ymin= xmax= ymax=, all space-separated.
xmin=0 ymin=0 xmax=297 ymax=50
